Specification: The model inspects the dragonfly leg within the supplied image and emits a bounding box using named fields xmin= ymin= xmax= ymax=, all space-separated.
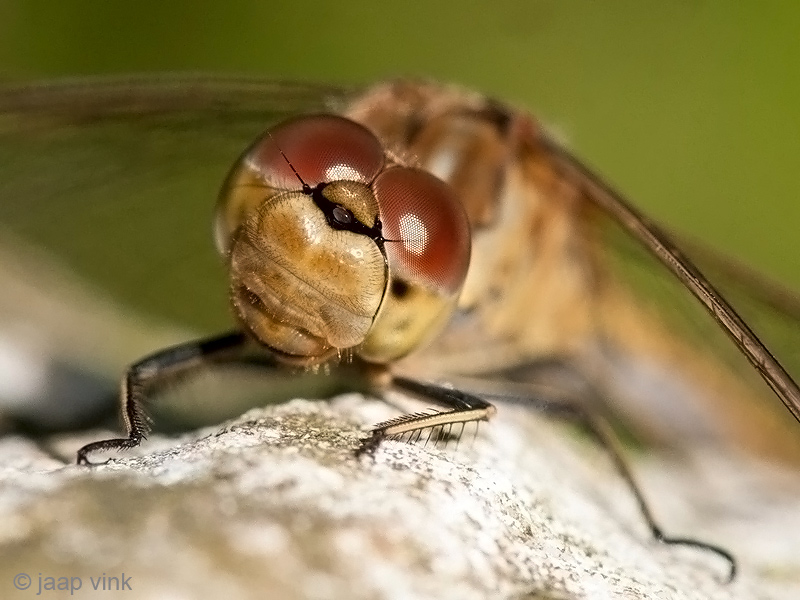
xmin=357 ymin=375 xmax=497 ymax=456
xmin=479 ymin=380 xmax=737 ymax=582
xmin=76 ymin=330 xmax=250 ymax=465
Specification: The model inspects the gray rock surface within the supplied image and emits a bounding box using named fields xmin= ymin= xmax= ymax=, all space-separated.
xmin=1 ymin=394 xmax=799 ymax=600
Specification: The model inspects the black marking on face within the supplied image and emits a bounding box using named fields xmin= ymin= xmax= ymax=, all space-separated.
xmin=391 ymin=279 xmax=410 ymax=299
xmin=305 ymin=182 xmax=385 ymax=243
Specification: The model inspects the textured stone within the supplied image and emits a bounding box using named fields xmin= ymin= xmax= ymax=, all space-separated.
xmin=0 ymin=394 xmax=798 ymax=600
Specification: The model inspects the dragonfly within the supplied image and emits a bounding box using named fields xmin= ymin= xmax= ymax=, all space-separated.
xmin=2 ymin=74 xmax=800 ymax=580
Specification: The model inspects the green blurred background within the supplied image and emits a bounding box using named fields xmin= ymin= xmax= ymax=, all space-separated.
xmin=1 ymin=0 xmax=799 ymax=287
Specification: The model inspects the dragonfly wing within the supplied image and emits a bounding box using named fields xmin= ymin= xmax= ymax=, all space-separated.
xmin=0 ymin=75 xmax=353 ymax=329
xmin=0 ymin=75 xmax=354 ymax=429
xmin=541 ymin=140 xmax=800 ymax=462
xmin=675 ymin=232 xmax=800 ymax=370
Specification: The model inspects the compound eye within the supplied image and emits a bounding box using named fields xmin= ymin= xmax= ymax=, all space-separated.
xmin=374 ymin=167 xmax=471 ymax=294
xmin=247 ymin=115 xmax=385 ymax=189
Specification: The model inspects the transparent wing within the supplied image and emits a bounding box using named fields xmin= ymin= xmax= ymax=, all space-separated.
xmin=541 ymin=141 xmax=800 ymax=461
xmin=0 ymin=75 xmax=354 ymax=429
xmin=676 ymin=233 xmax=800 ymax=372
xmin=0 ymin=74 xmax=353 ymax=328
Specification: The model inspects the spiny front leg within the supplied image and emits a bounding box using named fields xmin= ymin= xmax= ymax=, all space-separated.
xmin=357 ymin=375 xmax=496 ymax=456
xmin=76 ymin=331 xmax=249 ymax=465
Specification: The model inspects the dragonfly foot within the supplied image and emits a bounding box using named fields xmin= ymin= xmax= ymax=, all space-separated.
xmin=355 ymin=430 xmax=386 ymax=458
xmin=75 ymin=435 xmax=143 ymax=466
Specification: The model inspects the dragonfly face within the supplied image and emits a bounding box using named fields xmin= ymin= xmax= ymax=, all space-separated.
xmin=216 ymin=114 xmax=471 ymax=365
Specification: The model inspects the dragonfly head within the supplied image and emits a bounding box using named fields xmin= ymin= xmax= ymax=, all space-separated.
xmin=216 ymin=115 xmax=471 ymax=365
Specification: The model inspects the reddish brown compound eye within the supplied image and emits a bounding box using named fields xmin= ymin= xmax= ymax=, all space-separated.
xmin=246 ymin=115 xmax=384 ymax=188
xmin=374 ymin=167 xmax=471 ymax=294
